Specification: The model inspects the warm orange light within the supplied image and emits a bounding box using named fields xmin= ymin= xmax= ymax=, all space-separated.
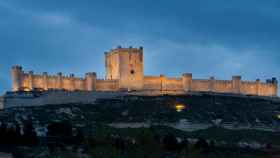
xmin=175 ymin=104 xmax=185 ymax=112
xmin=23 ymin=87 xmax=31 ymax=92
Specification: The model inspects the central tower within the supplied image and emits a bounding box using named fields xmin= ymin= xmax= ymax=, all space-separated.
xmin=105 ymin=46 xmax=144 ymax=90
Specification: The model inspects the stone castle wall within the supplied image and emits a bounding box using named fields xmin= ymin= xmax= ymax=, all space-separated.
xmin=10 ymin=46 xmax=278 ymax=97
xmin=11 ymin=66 xmax=97 ymax=92
xmin=11 ymin=66 xmax=278 ymax=96
xmin=183 ymin=75 xmax=277 ymax=96
xmin=143 ymin=76 xmax=183 ymax=91
xmin=143 ymin=76 xmax=162 ymax=90
xmin=96 ymin=79 xmax=119 ymax=91
xmin=105 ymin=47 xmax=144 ymax=90
xmin=142 ymin=74 xmax=277 ymax=96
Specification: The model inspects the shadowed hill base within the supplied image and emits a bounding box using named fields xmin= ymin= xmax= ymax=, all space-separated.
xmin=0 ymin=93 xmax=280 ymax=157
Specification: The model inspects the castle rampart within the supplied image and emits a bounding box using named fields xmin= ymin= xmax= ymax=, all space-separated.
xmin=96 ymin=79 xmax=119 ymax=91
xmin=11 ymin=66 xmax=98 ymax=92
xmin=10 ymin=46 xmax=278 ymax=97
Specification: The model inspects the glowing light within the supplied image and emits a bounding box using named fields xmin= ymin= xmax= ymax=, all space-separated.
xmin=175 ymin=104 xmax=186 ymax=112
xmin=23 ymin=87 xmax=31 ymax=92
xmin=277 ymin=114 xmax=280 ymax=119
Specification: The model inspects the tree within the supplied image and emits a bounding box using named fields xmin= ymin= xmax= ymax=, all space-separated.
xmin=22 ymin=120 xmax=39 ymax=146
xmin=0 ymin=123 xmax=8 ymax=145
xmin=47 ymin=121 xmax=73 ymax=144
xmin=195 ymin=138 xmax=209 ymax=153
xmin=15 ymin=123 xmax=22 ymax=145
xmin=162 ymin=133 xmax=178 ymax=151
xmin=74 ymin=128 xmax=85 ymax=145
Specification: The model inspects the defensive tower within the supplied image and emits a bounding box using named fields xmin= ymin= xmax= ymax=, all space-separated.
xmin=9 ymin=46 xmax=278 ymax=97
xmin=11 ymin=65 xmax=23 ymax=91
xmin=105 ymin=46 xmax=144 ymax=90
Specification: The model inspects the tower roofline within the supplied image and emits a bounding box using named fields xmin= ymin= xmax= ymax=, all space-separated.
xmin=107 ymin=46 xmax=143 ymax=55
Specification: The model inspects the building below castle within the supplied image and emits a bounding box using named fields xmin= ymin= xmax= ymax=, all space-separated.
xmin=11 ymin=46 xmax=278 ymax=96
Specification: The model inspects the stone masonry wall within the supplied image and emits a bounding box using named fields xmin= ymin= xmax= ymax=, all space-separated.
xmin=11 ymin=66 xmax=118 ymax=92
xmin=105 ymin=47 xmax=144 ymax=90
xmin=10 ymin=46 xmax=278 ymax=97
xmin=96 ymin=79 xmax=119 ymax=91
xmin=143 ymin=76 xmax=162 ymax=90
xmin=11 ymin=66 xmax=277 ymax=96
xmin=182 ymin=75 xmax=277 ymax=96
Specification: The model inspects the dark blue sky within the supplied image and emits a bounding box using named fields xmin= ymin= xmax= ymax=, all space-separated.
xmin=0 ymin=0 xmax=280 ymax=94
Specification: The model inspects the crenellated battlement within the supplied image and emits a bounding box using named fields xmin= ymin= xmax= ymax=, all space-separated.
xmin=10 ymin=46 xmax=278 ymax=96
xmin=11 ymin=68 xmax=98 ymax=92
xmin=106 ymin=46 xmax=143 ymax=54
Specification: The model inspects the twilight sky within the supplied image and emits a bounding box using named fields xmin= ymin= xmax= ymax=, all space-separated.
xmin=0 ymin=0 xmax=280 ymax=94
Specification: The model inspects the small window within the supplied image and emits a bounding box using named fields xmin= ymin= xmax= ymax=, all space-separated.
xmin=130 ymin=70 xmax=135 ymax=75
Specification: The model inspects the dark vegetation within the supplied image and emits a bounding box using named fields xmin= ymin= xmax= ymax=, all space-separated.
xmin=0 ymin=120 xmax=38 ymax=148
xmin=0 ymin=120 xmax=278 ymax=158
xmin=3 ymin=93 xmax=280 ymax=125
xmin=0 ymin=122 xmax=271 ymax=158
xmin=0 ymin=93 xmax=280 ymax=157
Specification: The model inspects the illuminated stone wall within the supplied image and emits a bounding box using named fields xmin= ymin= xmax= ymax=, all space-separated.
xmin=96 ymin=79 xmax=119 ymax=91
xmin=105 ymin=47 xmax=144 ymax=90
xmin=143 ymin=75 xmax=183 ymax=91
xmin=259 ymin=83 xmax=277 ymax=96
xmin=214 ymin=80 xmax=233 ymax=93
xmin=191 ymin=79 xmax=210 ymax=92
xmin=141 ymin=74 xmax=278 ymax=96
xmin=10 ymin=47 xmax=278 ymax=97
xmin=182 ymin=75 xmax=277 ymax=96
xmin=11 ymin=66 xmax=103 ymax=92
xmin=143 ymin=76 xmax=162 ymax=90
xmin=162 ymin=77 xmax=183 ymax=91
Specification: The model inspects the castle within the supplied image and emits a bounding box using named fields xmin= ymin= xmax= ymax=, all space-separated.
xmin=11 ymin=46 xmax=278 ymax=96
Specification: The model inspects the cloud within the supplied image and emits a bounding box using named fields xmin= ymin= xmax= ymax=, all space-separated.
xmin=36 ymin=13 xmax=72 ymax=26
xmin=0 ymin=0 xmax=279 ymax=94
xmin=143 ymin=39 xmax=279 ymax=81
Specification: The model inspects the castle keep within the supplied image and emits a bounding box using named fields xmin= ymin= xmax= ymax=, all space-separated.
xmin=11 ymin=46 xmax=278 ymax=96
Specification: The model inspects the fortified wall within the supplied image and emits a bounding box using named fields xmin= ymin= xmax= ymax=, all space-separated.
xmin=143 ymin=74 xmax=277 ymax=96
xmin=11 ymin=66 xmax=119 ymax=92
xmin=11 ymin=46 xmax=278 ymax=97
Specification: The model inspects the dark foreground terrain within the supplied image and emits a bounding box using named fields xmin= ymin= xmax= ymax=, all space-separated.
xmin=0 ymin=92 xmax=280 ymax=157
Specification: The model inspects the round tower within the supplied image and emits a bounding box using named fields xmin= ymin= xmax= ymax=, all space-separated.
xmin=11 ymin=65 xmax=23 ymax=92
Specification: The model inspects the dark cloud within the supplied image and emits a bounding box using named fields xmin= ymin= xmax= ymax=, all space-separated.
xmin=0 ymin=0 xmax=279 ymax=94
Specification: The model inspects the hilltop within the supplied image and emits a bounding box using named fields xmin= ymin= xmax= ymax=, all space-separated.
xmin=1 ymin=92 xmax=280 ymax=157
xmin=1 ymin=92 xmax=280 ymax=133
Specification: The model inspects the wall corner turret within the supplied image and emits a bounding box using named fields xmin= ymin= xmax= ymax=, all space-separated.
xmin=11 ymin=65 xmax=23 ymax=91
xmin=28 ymin=71 xmax=34 ymax=91
xmin=209 ymin=76 xmax=215 ymax=92
xmin=182 ymin=73 xmax=192 ymax=92
xmin=272 ymin=77 xmax=278 ymax=96
xmin=43 ymin=72 xmax=48 ymax=90
xmin=232 ymin=76 xmax=241 ymax=94
xmin=85 ymin=72 xmax=97 ymax=91
xmin=256 ymin=79 xmax=261 ymax=96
